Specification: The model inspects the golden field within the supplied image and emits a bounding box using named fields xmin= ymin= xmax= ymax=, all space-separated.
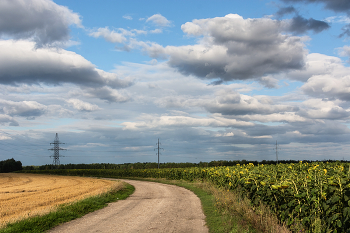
xmin=0 ymin=173 xmax=120 ymax=227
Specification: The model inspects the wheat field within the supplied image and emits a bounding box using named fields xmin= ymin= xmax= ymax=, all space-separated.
xmin=0 ymin=173 xmax=120 ymax=228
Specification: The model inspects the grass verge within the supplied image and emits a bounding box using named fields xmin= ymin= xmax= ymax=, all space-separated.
xmin=0 ymin=182 xmax=134 ymax=233
xmin=128 ymin=178 xmax=289 ymax=233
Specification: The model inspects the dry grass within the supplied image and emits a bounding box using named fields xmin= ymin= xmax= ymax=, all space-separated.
xmin=197 ymin=182 xmax=291 ymax=233
xmin=0 ymin=173 xmax=121 ymax=228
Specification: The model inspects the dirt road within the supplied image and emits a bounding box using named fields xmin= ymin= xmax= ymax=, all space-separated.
xmin=49 ymin=179 xmax=209 ymax=233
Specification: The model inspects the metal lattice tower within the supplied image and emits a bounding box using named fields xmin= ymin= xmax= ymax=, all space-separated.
xmin=48 ymin=133 xmax=66 ymax=168
xmin=273 ymin=140 xmax=281 ymax=164
xmin=154 ymin=138 xmax=164 ymax=169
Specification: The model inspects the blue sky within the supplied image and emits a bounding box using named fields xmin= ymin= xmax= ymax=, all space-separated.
xmin=1 ymin=0 xmax=350 ymax=166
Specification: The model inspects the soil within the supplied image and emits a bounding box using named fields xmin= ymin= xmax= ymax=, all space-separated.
xmin=49 ymin=179 xmax=209 ymax=233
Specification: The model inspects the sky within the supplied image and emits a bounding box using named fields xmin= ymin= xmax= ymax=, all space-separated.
xmin=1 ymin=0 xmax=350 ymax=166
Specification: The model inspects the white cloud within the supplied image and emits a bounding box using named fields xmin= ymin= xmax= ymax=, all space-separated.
xmin=0 ymin=100 xmax=47 ymax=118
xmin=286 ymin=53 xmax=344 ymax=82
xmin=202 ymin=89 xmax=297 ymax=116
xmin=121 ymin=114 xmax=253 ymax=130
xmin=89 ymin=27 xmax=131 ymax=43
xmin=150 ymin=29 xmax=162 ymax=34
xmin=236 ymin=112 xmax=307 ymax=123
xmin=290 ymin=53 xmax=350 ymax=101
xmin=82 ymin=86 xmax=131 ymax=103
xmin=0 ymin=0 xmax=82 ymax=47
xmin=123 ymin=15 xmax=133 ymax=20
xmin=299 ymin=99 xmax=350 ymax=119
xmin=0 ymin=114 xmax=19 ymax=126
xmin=301 ymin=74 xmax=350 ymax=101
xmin=134 ymin=14 xmax=307 ymax=82
xmin=325 ymin=16 xmax=350 ymax=24
xmin=132 ymin=29 xmax=147 ymax=35
xmin=146 ymin=14 xmax=171 ymax=27
xmin=337 ymin=45 xmax=350 ymax=63
xmin=67 ymin=99 xmax=100 ymax=112
xmin=259 ymin=76 xmax=280 ymax=88
xmin=0 ymin=40 xmax=132 ymax=90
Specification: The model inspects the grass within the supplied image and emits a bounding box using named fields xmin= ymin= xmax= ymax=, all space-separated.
xmin=0 ymin=182 xmax=135 ymax=233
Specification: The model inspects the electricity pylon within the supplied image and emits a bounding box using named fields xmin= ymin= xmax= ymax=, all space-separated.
xmin=48 ymin=133 xmax=66 ymax=168
xmin=273 ymin=140 xmax=281 ymax=164
xmin=154 ymin=138 xmax=164 ymax=169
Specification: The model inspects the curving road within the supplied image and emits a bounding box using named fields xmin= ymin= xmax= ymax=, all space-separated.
xmin=49 ymin=179 xmax=209 ymax=233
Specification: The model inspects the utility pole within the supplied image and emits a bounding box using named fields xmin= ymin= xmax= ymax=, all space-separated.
xmin=48 ymin=133 xmax=66 ymax=168
xmin=154 ymin=138 xmax=164 ymax=169
xmin=273 ymin=140 xmax=281 ymax=164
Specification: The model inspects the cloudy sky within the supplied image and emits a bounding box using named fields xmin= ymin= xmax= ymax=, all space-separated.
xmin=1 ymin=0 xmax=350 ymax=166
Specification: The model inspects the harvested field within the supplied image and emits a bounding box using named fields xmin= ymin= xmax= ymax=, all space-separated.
xmin=0 ymin=173 xmax=121 ymax=228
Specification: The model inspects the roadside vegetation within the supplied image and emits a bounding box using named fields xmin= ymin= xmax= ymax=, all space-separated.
xmin=0 ymin=182 xmax=134 ymax=233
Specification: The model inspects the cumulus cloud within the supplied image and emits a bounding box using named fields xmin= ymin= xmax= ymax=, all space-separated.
xmin=0 ymin=100 xmax=47 ymax=118
xmin=202 ymin=89 xmax=298 ymax=115
xmin=337 ymin=45 xmax=350 ymax=62
xmin=89 ymin=27 xmax=134 ymax=43
xmin=123 ymin=15 xmax=133 ymax=20
xmin=0 ymin=40 xmax=133 ymax=89
xmin=325 ymin=16 xmax=350 ymax=24
xmin=66 ymin=99 xmax=100 ymax=112
xmin=290 ymin=53 xmax=350 ymax=101
xmin=0 ymin=0 xmax=82 ymax=47
xmin=282 ymin=0 xmax=350 ymax=36
xmin=0 ymin=114 xmax=19 ymax=126
xmin=121 ymin=114 xmax=253 ymax=130
xmin=159 ymin=14 xmax=306 ymax=82
xmin=94 ymin=14 xmax=309 ymax=84
xmin=150 ymin=29 xmax=162 ymax=34
xmin=298 ymin=99 xmax=350 ymax=119
xmin=286 ymin=53 xmax=343 ymax=82
xmin=146 ymin=14 xmax=171 ymax=27
xmin=83 ymin=87 xmax=131 ymax=103
xmin=301 ymin=74 xmax=350 ymax=101
xmin=276 ymin=6 xmax=297 ymax=17
xmin=281 ymin=0 xmax=350 ymax=12
xmin=259 ymin=76 xmax=280 ymax=88
xmin=236 ymin=112 xmax=307 ymax=123
xmin=286 ymin=15 xmax=330 ymax=34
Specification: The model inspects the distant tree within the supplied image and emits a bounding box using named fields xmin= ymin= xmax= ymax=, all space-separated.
xmin=0 ymin=158 xmax=22 ymax=173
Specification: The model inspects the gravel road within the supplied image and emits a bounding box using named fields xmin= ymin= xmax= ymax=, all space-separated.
xmin=48 ymin=179 xmax=209 ymax=233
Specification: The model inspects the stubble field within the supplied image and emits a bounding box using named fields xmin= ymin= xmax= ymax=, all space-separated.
xmin=0 ymin=173 xmax=119 ymax=228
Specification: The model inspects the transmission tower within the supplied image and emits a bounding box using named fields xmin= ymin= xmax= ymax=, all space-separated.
xmin=273 ymin=140 xmax=281 ymax=164
xmin=154 ymin=138 xmax=164 ymax=169
xmin=48 ymin=133 xmax=66 ymax=168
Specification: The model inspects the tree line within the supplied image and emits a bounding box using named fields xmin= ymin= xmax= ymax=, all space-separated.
xmin=22 ymin=159 xmax=349 ymax=170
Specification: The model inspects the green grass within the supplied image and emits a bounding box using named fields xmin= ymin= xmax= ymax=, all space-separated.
xmin=0 ymin=183 xmax=134 ymax=233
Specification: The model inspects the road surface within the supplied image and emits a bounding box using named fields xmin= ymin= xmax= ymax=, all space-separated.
xmin=49 ymin=179 xmax=209 ymax=233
